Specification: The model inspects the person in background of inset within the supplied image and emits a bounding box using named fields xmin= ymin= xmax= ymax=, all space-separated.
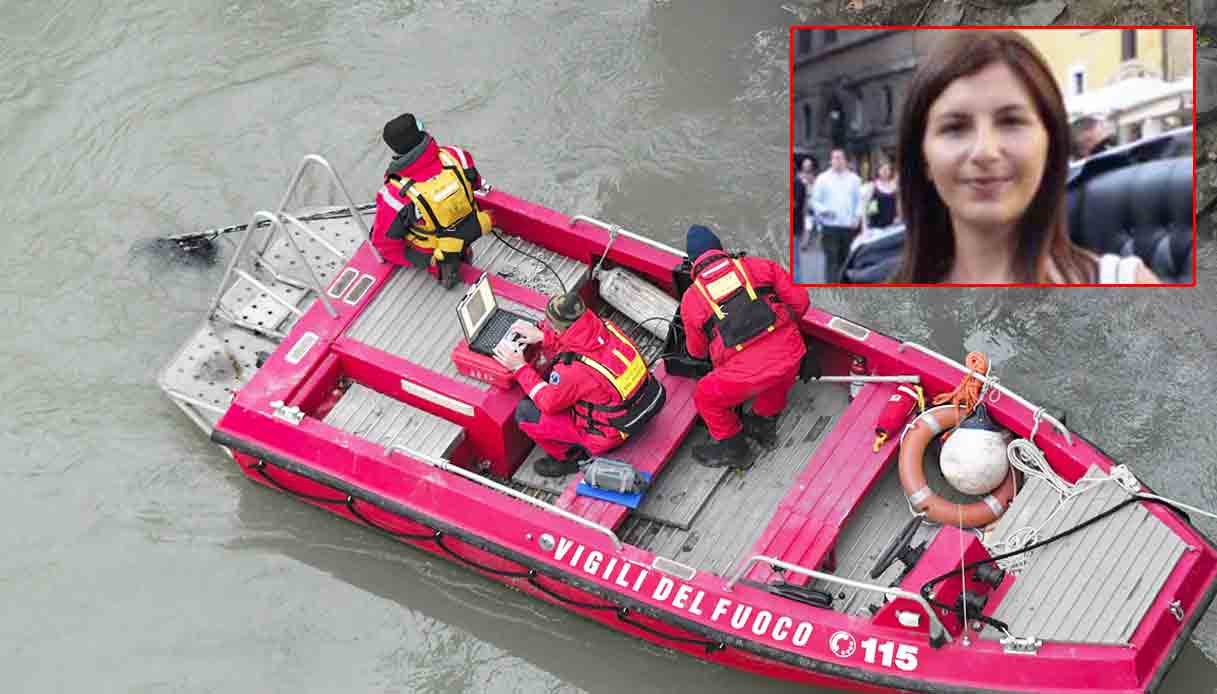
xmin=853 ymin=158 xmax=901 ymax=249
xmin=797 ymin=156 xmax=818 ymax=251
xmin=810 ymin=148 xmax=861 ymax=281
xmin=371 ymin=113 xmax=494 ymax=289
xmin=890 ymin=31 xmax=1158 ymax=284
xmin=679 ymin=225 xmax=809 ymax=469
xmin=792 ymin=157 xmax=806 ymax=279
xmin=1070 ymin=112 xmax=1117 ymax=162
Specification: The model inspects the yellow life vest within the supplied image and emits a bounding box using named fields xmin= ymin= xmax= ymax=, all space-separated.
xmin=387 ymin=149 xmax=478 ymax=234
xmin=558 ymin=321 xmax=664 ymax=439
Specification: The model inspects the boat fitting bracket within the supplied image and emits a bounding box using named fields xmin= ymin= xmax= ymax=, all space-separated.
xmin=1169 ymin=599 xmax=1184 ymax=622
xmin=999 ymin=633 xmax=1042 ymax=655
xmin=270 ymin=400 xmax=305 ymax=425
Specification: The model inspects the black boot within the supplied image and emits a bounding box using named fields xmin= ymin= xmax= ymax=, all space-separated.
xmin=693 ymin=432 xmax=751 ymax=469
xmin=534 ymin=456 xmax=580 ymax=477
xmin=533 ymin=448 xmax=587 ymax=478
xmin=741 ymin=411 xmax=779 ymax=448
xmin=437 ymin=256 xmax=461 ymax=289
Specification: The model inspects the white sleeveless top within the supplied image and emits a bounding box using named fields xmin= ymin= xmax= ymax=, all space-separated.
xmin=1096 ymin=254 xmax=1145 ymax=284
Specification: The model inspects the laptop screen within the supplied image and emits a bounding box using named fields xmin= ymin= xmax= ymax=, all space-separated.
xmin=457 ymin=274 xmax=497 ymax=342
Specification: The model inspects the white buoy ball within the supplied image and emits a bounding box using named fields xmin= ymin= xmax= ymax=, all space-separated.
xmin=940 ymin=428 xmax=1011 ymax=495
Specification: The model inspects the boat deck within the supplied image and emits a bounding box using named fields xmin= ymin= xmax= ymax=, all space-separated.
xmin=323 ymin=383 xmax=465 ymax=461
xmin=811 ymin=463 xmax=945 ymax=615
xmin=161 ymin=210 xmax=628 ymax=431
xmin=159 ymin=209 xmax=368 ymax=431
xmin=345 ymin=233 xmax=592 ymax=390
xmin=614 ymin=380 xmax=849 ymax=576
xmin=982 ymin=465 xmax=1188 ymax=644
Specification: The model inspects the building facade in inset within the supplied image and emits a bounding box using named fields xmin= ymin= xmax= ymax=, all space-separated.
xmin=1018 ymin=28 xmax=1193 ymax=142
xmin=792 ymin=29 xmax=930 ymax=179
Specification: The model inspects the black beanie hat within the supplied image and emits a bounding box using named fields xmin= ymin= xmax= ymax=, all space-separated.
xmin=686 ymin=224 xmax=723 ymax=263
xmin=546 ymin=292 xmax=586 ymax=332
xmin=383 ymin=113 xmax=425 ymax=155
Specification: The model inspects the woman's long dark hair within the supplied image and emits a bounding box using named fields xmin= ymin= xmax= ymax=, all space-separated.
xmin=891 ymin=30 xmax=1092 ymax=283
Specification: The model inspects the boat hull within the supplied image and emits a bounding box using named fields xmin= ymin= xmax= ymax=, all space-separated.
xmin=175 ymin=177 xmax=1217 ymax=694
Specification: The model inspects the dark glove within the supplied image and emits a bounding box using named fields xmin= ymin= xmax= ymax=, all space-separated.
xmin=384 ymin=202 xmax=416 ymax=240
xmin=464 ymin=166 xmax=481 ymax=188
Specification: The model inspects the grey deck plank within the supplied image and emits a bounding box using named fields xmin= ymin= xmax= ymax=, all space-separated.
xmin=632 ymin=451 xmax=729 ymax=529
xmin=1114 ymin=537 xmax=1185 ymax=641
xmin=1089 ymin=520 xmax=1185 ymax=642
xmin=323 ymin=383 xmax=464 ymax=459
xmin=984 ymin=465 xmax=1187 ymax=644
xmin=1035 ymin=483 xmax=1140 ymax=639
xmin=511 ymin=446 xmax=574 ymax=494
xmin=619 ymin=380 xmax=850 ymax=576
xmin=472 ymin=233 xmax=587 ymax=296
xmin=811 ymin=464 xmax=944 ymax=615
xmin=345 ymin=262 xmax=545 ymax=390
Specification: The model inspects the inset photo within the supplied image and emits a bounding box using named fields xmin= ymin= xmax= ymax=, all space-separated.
xmin=790 ymin=27 xmax=1195 ymax=286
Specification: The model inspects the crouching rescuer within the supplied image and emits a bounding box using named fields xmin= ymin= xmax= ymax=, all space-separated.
xmin=680 ymin=225 xmax=809 ymax=469
xmin=492 ymin=292 xmax=666 ymax=477
xmin=372 ymin=112 xmax=494 ymax=288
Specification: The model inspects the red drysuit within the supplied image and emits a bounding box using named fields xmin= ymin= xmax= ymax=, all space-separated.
xmin=679 ymin=249 xmax=809 ymax=441
xmin=371 ymin=137 xmax=482 ymax=268
xmin=512 ymin=312 xmax=656 ymax=460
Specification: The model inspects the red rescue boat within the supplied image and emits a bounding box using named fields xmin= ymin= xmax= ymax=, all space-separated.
xmin=160 ymin=154 xmax=1217 ymax=694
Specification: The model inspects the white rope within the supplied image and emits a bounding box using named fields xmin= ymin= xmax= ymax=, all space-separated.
xmin=988 ymin=436 xmax=1115 ymax=572
xmin=1137 ymin=493 xmax=1217 ymax=522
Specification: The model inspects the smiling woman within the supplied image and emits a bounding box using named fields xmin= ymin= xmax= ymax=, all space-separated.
xmin=892 ymin=30 xmax=1159 ymax=285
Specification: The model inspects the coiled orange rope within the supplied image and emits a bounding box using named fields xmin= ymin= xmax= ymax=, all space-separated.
xmin=932 ymin=351 xmax=989 ymax=420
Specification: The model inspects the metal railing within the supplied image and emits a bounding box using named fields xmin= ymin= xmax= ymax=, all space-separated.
xmin=208 ymin=210 xmax=338 ymax=332
xmin=726 ymin=555 xmax=951 ymax=644
xmin=386 ymin=444 xmax=623 ymax=550
xmin=815 ymin=375 xmax=920 ymax=384
xmin=570 ymin=215 xmax=686 ymax=259
xmin=896 ymin=341 xmax=1073 ymax=445
xmin=266 ymin=154 xmax=380 ymax=263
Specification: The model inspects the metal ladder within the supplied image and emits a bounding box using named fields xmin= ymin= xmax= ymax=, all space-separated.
xmin=208 ymin=154 xmax=382 ymax=339
xmin=160 ymin=154 xmax=382 ymax=435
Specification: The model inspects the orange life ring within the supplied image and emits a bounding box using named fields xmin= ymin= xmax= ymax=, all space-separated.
xmin=898 ymin=406 xmax=1017 ymax=528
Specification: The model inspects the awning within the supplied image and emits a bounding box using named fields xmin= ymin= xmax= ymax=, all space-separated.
xmin=1065 ymin=76 xmax=1193 ymax=122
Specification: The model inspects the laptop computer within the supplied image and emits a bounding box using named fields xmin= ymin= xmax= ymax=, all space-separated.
xmin=456 ymin=273 xmax=535 ymax=356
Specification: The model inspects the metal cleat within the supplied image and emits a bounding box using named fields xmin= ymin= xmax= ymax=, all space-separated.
xmin=1110 ymin=464 xmax=1142 ymax=493
xmin=270 ymin=400 xmax=305 ymax=425
xmin=1000 ymin=633 xmax=1042 ymax=655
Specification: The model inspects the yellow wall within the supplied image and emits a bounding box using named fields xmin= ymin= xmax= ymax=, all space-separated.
xmin=1018 ymin=28 xmax=1178 ymax=94
xmin=1166 ymin=29 xmax=1194 ymax=80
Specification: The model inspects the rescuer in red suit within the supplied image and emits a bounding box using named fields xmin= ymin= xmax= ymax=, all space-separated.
xmin=371 ymin=113 xmax=493 ymax=288
xmin=679 ymin=224 xmax=809 ymax=468
xmin=492 ymin=293 xmax=665 ymax=478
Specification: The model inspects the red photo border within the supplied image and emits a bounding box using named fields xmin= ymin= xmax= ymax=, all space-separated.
xmin=788 ymin=24 xmax=1198 ymax=287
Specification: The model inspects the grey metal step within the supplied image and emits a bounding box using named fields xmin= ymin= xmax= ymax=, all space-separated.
xmin=323 ymin=383 xmax=464 ymax=461
xmin=158 ymin=318 xmax=279 ymax=430
xmin=215 ymin=211 xmax=368 ymax=337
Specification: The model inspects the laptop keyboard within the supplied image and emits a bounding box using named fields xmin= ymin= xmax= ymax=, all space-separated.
xmin=471 ymin=310 xmax=520 ymax=354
